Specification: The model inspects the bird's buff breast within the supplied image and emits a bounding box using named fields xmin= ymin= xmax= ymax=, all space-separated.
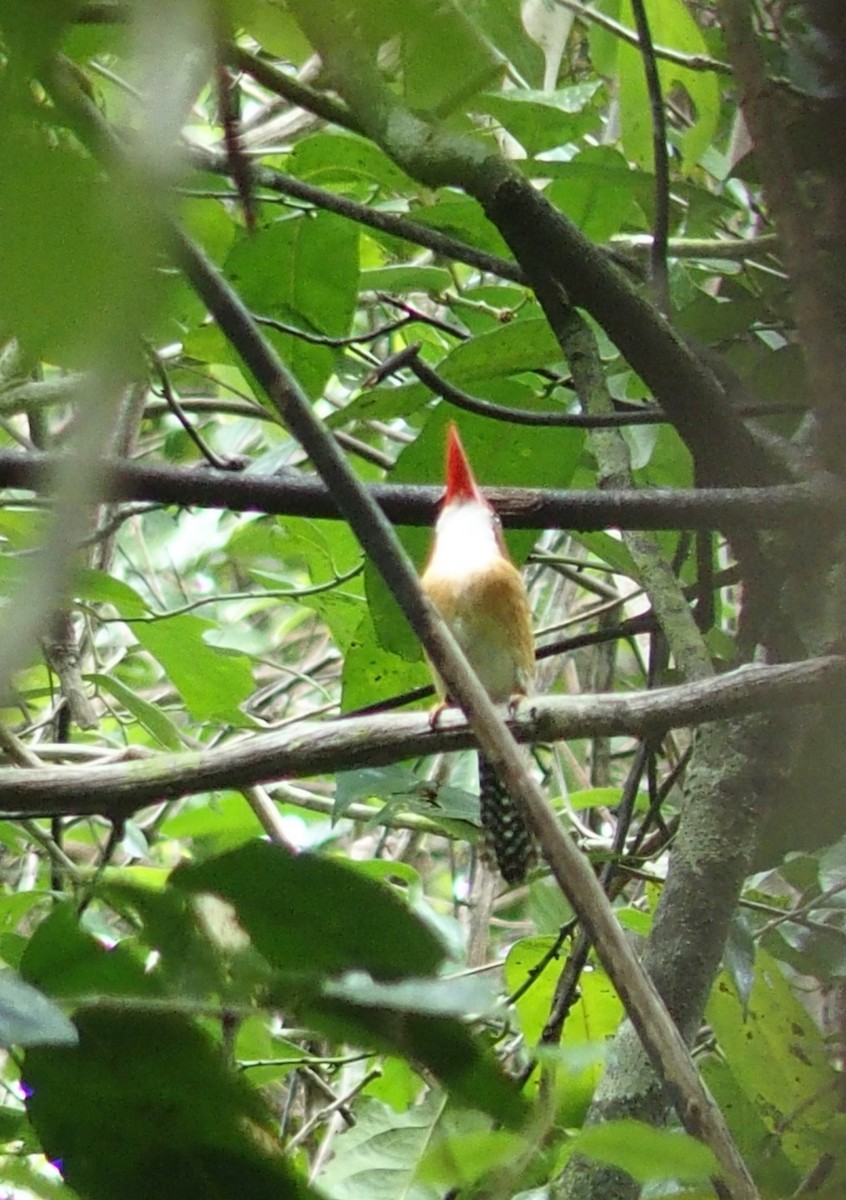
xmin=423 ymin=562 xmax=532 ymax=702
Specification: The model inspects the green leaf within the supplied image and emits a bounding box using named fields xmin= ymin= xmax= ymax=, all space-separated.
xmin=335 ymin=764 xmax=433 ymax=821
xmin=566 ymin=1119 xmax=717 ymax=1184
xmin=0 ymin=115 xmax=160 ymax=364
xmin=410 ymin=195 xmax=512 ymax=257
xmin=171 ymin=841 xmax=447 ymax=981
xmin=419 ymin=1126 xmax=531 ymax=1188
xmin=88 ymin=672 xmax=183 ymax=750
xmin=359 ymin=265 xmax=454 ymax=293
xmin=240 ymin=0 xmax=313 ymax=63
xmin=391 ymin=0 xmax=502 ymax=112
xmin=701 ymin=1054 xmax=801 ymax=1197
xmin=159 ymin=793 xmax=266 ymax=847
xmin=722 ymin=912 xmax=756 ymax=1018
xmin=98 ymin=882 xmax=229 ymax=1002
xmin=706 ymin=949 xmax=842 ymax=1173
xmin=0 ymin=969 xmax=77 ymax=1048
xmin=477 ymin=83 xmax=602 ymax=157
xmin=327 ymin=380 xmax=430 ymax=427
xmin=505 ymin=938 xmax=622 ymax=1123
xmin=25 ymin=1009 xmax=312 ymax=1200
xmin=612 ymin=1 xmax=720 ymax=172
xmin=299 ymin=993 xmax=528 ymax=1129
xmin=341 ymin=612 xmax=431 ymax=710
xmin=224 ymin=210 xmax=359 ymax=395
xmin=317 ymin=1095 xmax=443 ymax=1200
xmin=322 ymin=972 xmax=496 ymax=1019
xmin=132 ymin=613 xmax=255 ymax=723
xmin=74 ymin=569 xmax=149 ymax=617
xmin=335 ymin=766 xmax=479 ymax=831
xmin=542 ymin=147 xmax=647 ymax=240
xmin=287 ymin=132 xmax=410 ymax=194
xmin=20 ymin=903 xmax=157 ymax=1003
xmin=439 ymin=317 xmax=562 ymax=383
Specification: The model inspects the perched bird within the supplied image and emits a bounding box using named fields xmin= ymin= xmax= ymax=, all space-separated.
xmin=421 ymin=423 xmax=536 ymax=884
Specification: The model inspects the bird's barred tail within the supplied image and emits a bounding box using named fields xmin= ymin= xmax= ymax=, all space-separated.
xmin=478 ymin=754 xmax=535 ymax=884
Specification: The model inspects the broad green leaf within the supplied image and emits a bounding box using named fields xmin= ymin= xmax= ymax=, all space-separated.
xmin=159 ymin=793 xmax=265 ymax=846
xmin=393 ymin=0 xmax=502 ymax=112
xmin=335 ymin=764 xmax=433 ymax=821
xmin=570 ymin=531 xmax=640 ymax=580
xmin=172 ymin=841 xmax=448 ymax=980
xmin=565 ymin=1119 xmax=717 ymax=1184
xmin=410 ymin=196 xmax=513 ymax=257
xmin=318 ymin=1095 xmax=443 ymax=1200
xmin=701 ymin=1054 xmax=801 ymax=1197
xmin=132 ymin=613 xmax=255 ymax=723
xmin=224 ymin=210 xmax=359 ymax=395
xmin=419 ymin=1128 xmax=531 ymax=1188
xmin=328 ymin=379 xmax=431 ymax=426
xmin=98 ymin=882 xmax=229 ymax=1002
xmin=477 ymin=83 xmax=602 ymax=157
xmin=298 ymin=993 xmax=528 ymax=1128
xmin=505 ymin=938 xmax=622 ymax=1122
xmin=722 ymin=912 xmax=756 ymax=1018
xmin=439 ymin=317 xmax=562 ymax=383
xmin=240 ymin=0 xmax=313 ymax=63
xmin=299 ymin=588 xmax=367 ymax=656
xmin=226 ymin=210 xmax=359 ymax=336
xmin=74 ymin=569 xmax=149 ymax=617
xmin=88 ymin=672 xmax=183 ymax=750
xmin=364 ymin=1054 xmax=422 ymax=1113
xmin=287 ymin=132 xmax=410 ymax=195
xmin=335 ymin=766 xmax=479 ymax=830
xmin=20 ymin=904 xmax=157 ymax=1003
xmin=230 ymin=516 xmax=363 ymax=584
xmin=341 ymin=612 xmax=431 ymax=710
xmin=0 ymin=969 xmax=77 ymax=1048
xmin=0 ymin=114 xmax=161 ymax=364
xmin=546 ymin=146 xmax=646 ymax=239
xmin=569 ymin=787 xmax=628 ymax=812
xmin=322 ymin=971 xmax=496 ymax=1019
xmin=706 ymin=949 xmax=842 ymax=1172
xmin=180 ymin=194 xmax=237 ymax=263
xmin=26 ymin=1009 xmax=311 ymax=1200
xmin=359 ymin=265 xmax=454 ymax=293
xmin=600 ymin=0 xmax=720 ymax=172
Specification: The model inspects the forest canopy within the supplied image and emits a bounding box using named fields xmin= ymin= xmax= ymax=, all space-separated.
xmin=0 ymin=3 xmax=844 ymax=1200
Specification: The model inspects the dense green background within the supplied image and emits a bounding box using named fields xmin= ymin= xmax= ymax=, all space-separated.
xmin=0 ymin=2 xmax=843 ymax=1199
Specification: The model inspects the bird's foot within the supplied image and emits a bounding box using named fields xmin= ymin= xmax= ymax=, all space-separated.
xmin=506 ymin=691 xmax=527 ymax=718
xmin=428 ymin=700 xmax=453 ymax=729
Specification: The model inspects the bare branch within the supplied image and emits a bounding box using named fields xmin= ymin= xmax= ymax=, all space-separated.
xmin=0 ymin=450 xmax=839 ymax=533
xmin=0 ymin=656 xmax=840 ymax=818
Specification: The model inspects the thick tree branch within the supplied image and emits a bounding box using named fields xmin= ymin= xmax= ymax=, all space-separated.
xmin=0 ymin=449 xmax=837 ymax=533
xmin=720 ymin=0 xmax=846 ymax=468
xmin=1 ymin=653 xmax=839 ymax=823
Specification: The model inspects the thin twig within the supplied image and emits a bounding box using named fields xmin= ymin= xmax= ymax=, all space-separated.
xmin=630 ymin=0 xmax=670 ymax=312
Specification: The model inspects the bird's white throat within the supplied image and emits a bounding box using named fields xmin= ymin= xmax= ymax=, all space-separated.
xmin=429 ymin=500 xmax=501 ymax=576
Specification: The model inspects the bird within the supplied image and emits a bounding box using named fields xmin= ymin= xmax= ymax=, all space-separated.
xmin=420 ymin=423 xmax=536 ymax=884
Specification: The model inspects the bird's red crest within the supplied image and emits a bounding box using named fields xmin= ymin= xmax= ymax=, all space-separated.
xmin=445 ymin=423 xmax=484 ymax=504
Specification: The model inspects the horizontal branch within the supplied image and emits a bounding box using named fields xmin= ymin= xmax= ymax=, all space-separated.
xmin=2 ymin=656 xmax=842 ymax=819
xmin=0 ymin=450 xmax=840 ymax=533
